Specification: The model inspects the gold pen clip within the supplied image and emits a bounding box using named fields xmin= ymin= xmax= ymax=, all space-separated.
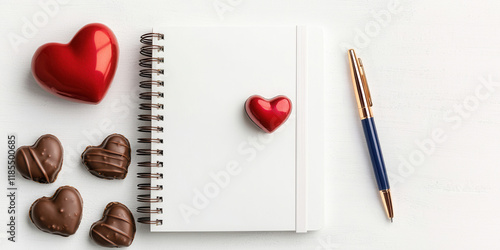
xmin=348 ymin=49 xmax=374 ymax=119
xmin=358 ymin=58 xmax=372 ymax=107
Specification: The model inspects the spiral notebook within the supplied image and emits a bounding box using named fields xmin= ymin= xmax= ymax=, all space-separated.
xmin=136 ymin=26 xmax=325 ymax=232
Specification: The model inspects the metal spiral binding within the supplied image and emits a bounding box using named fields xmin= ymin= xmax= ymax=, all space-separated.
xmin=138 ymin=161 xmax=163 ymax=168
xmin=137 ymin=194 xmax=163 ymax=203
xmin=137 ymin=32 xmax=165 ymax=226
xmin=138 ymin=115 xmax=164 ymax=122
xmin=137 ymin=206 xmax=163 ymax=214
xmin=140 ymin=80 xmax=164 ymax=89
xmin=137 ymin=138 xmax=163 ymax=143
xmin=138 ymin=126 xmax=163 ymax=133
xmin=139 ymin=92 xmax=164 ymax=100
xmin=138 ymin=183 xmax=164 ymax=191
xmin=137 ymin=172 xmax=163 ymax=179
xmin=139 ymin=103 xmax=164 ymax=110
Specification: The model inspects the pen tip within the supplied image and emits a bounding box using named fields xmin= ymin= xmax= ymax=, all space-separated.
xmin=391 ymin=218 xmax=393 ymax=223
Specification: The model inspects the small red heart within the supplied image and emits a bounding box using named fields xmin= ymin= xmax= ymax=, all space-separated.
xmin=245 ymin=95 xmax=292 ymax=133
xmin=31 ymin=23 xmax=119 ymax=104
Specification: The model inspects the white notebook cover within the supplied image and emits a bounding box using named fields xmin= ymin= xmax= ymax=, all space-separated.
xmin=148 ymin=26 xmax=324 ymax=232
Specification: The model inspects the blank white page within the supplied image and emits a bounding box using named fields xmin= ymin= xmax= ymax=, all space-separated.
xmin=151 ymin=27 xmax=297 ymax=231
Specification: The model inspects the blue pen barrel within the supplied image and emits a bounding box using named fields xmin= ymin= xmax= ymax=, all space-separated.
xmin=361 ymin=117 xmax=390 ymax=191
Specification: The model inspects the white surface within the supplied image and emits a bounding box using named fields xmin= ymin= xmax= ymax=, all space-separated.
xmin=305 ymin=26 xmax=325 ymax=233
xmin=295 ymin=25 xmax=307 ymax=233
xmin=0 ymin=0 xmax=499 ymax=249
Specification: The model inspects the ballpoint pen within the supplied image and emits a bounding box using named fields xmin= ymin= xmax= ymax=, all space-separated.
xmin=347 ymin=49 xmax=394 ymax=222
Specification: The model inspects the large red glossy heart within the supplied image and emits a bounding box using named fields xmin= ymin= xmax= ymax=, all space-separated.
xmin=31 ymin=23 xmax=119 ymax=104
xmin=245 ymin=95 xmax=292 ymax=133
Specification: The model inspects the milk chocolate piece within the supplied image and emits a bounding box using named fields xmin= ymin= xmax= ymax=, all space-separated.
xmin=29 ymin=186 xmax=83 ymax=237
xmin=81 ymin=134 xmax=131 ymax=179
xmin=15 ymin=134 xmax=63 ymax=183
xmin=90 ymin=202 xmax=136 ymax=247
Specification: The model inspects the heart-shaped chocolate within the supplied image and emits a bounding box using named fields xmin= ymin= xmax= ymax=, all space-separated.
xmin=15 ymin=134 xmax=63 ymax=183
xmin=90 ymin=202 xmax=136 ymax=247
xmin=29 ymin=186 xmax=83 ymax=237
xmin=245 ymin=95 xmax=292 ymax=133
xmin=81 ymin=134 xmax=131 ymax=179
xmin=31 ymin=23 xmax=119 ymax=104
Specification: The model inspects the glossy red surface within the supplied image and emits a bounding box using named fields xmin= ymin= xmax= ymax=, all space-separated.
xmin=245 ymin=95 xmax=292 ymax=133
xmin=31 ymin=23 xmax=119 ymax=104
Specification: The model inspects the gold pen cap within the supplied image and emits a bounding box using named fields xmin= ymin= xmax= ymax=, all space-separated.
xmin=348 ymin=49 xmax=373 ymax=119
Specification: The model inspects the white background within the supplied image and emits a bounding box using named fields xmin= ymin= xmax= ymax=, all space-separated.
xmin=1 ymin=0 xmax=500 ymax=249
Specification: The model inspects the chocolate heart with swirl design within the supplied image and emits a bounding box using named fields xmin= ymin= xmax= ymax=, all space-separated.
xmin=90 ymin=202 xmax=136 ymax=247
xmin=81 ymin=134 xmax=131 ymax=180
xmin=15 ymin=134 xmax=63 ymax=183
